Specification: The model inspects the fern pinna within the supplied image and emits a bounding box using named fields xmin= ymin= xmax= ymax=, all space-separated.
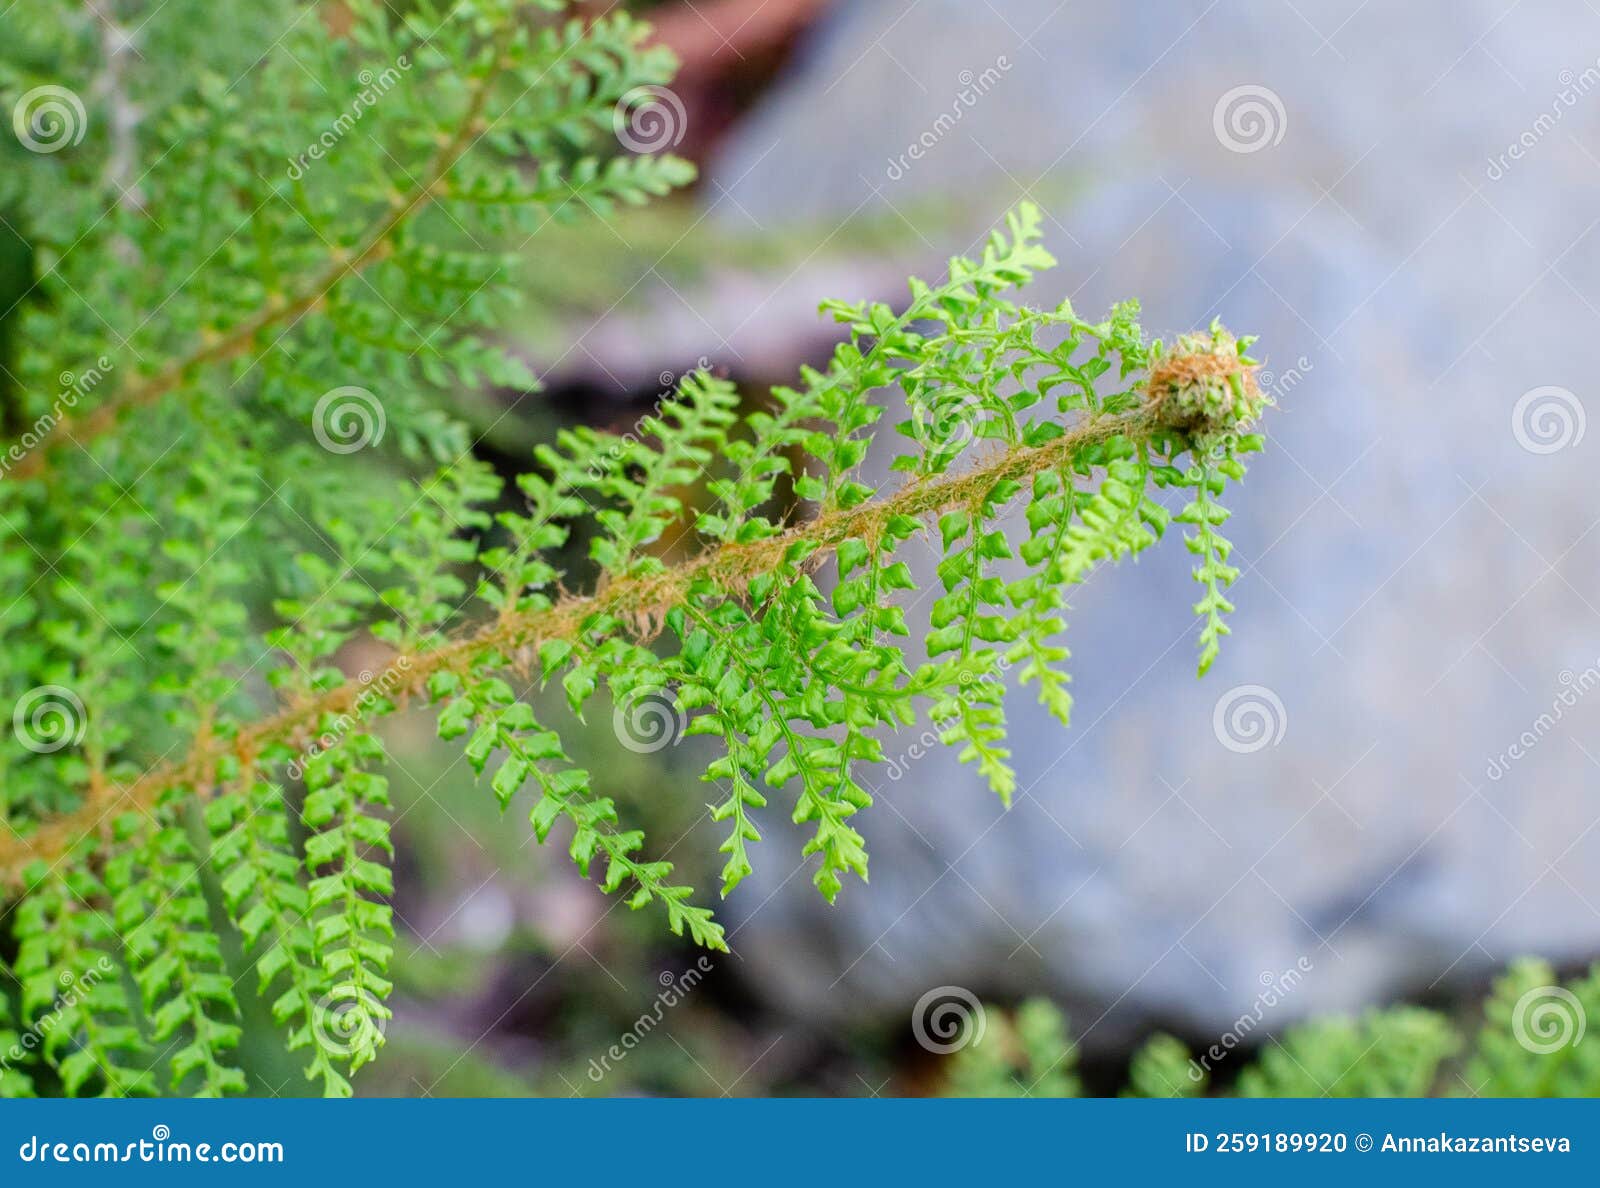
xmin=0 ymin=0 xmax=1268 ymax=1096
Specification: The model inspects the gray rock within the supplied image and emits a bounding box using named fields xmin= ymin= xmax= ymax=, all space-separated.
xmin=697 ymin=0 xmax=1600 ymax=1047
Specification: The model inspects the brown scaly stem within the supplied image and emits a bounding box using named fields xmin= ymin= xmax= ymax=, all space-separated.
xmin=0 ymin=350 xmax=1258 ymax=885
xmin=0 ymin=410 xmax=1141 ymax=878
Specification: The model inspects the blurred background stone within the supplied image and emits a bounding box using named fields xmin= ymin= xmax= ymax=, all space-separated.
xmin=635 ymin=0 xmax=1600 ymax=1049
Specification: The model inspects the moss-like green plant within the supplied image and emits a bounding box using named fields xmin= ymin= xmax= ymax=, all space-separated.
xmin=943 ymin=959 xmax=1600 ymax=1098
xmin=0 ymin=0 xmax=1267 ymax=1096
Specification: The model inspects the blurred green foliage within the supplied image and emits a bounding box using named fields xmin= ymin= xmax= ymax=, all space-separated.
xmin=942 ymin=959 xmax=1600 ymax=1098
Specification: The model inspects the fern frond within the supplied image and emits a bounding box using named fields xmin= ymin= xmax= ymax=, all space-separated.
xmin=433 ymin=665 xmax=725 ymax=948
xmin=0 ymin=969 xmax=37 ymax=1098
xmin=944 ymin=998 xmax=1082 ymax=1098
xmin=927 ymin=497 xmax=1018 ymax=802
xmin=1151 ymin=323 xmax=1266 ymax=675
xmin=12 ymin=863 xmax=156 ymax=1097
xmin=3 ymin=199 xmax=1266 ymax=917
xmin=5 ymin=2 xmax=686 ymax=484
xmin=1234 ymin=1008 xmax=1459 ymax=1098
xmin=1460 ymin=958 xmax=1600 ymax=1097
xmin=1124 ymin=1033 xmax=1204 ymax=1098
xmin=206 ymin=769 xmax=348 ymax=1097
xmin=943 ymin=962 xmax=1600 ymax=1099
xmin=0 ymin=0 xmax=1269 ymax=1096
xmin=106 ymin=806 xmax=246 ymax=1097
xmin=301 ymin=732 xmax=394 ymax=1079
